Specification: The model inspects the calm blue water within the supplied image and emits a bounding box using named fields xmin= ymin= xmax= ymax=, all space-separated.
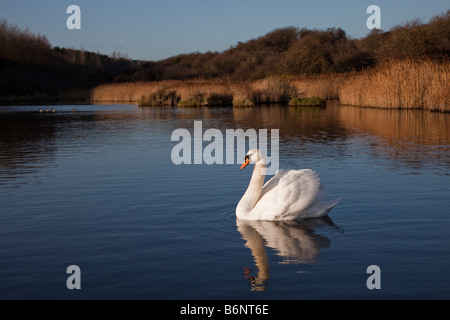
xmin=0 ymin=103 xmax=449 ymax=299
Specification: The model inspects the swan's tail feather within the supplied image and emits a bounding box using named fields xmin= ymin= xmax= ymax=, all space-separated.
xmin=304 ymin=197 xmax=342 ymax=218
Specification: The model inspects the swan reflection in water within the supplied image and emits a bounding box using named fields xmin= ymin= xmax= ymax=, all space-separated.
xmin=236 ymin=216 xmax=340 ymax=291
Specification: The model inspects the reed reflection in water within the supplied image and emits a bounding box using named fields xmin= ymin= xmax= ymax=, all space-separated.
xmin=1 ymin=103 xmax=448 ymax=188
xmin=336 ymin=105 xmax=450 ymax=172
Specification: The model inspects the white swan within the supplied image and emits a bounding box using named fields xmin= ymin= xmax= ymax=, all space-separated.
xmin=236 ymin=149 xmax=341 ymax=220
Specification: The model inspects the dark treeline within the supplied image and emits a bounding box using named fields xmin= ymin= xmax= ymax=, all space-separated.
xmin=0 ymin=10 xmax=449 ymax=101
xmin=0 ymin=19 xmax=135 ymax=101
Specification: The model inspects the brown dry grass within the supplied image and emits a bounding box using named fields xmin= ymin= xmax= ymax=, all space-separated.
xmin=290 ymin=74 xmax=348 ymax=100
xmin=339 ymin=58 xmax=450 ymax=111
xmin=91 ymin=75 xmax=343 ymax=106
xmin=91 ymin=59 xmax=449 ymax=111
xmin=92 ymin=79 xmax=248 ymax=105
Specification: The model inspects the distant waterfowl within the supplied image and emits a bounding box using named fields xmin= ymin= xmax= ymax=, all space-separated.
xmin=38 ymin=107 xmax=56 ymax=113
xmin=237 ymin=149 xmax=341 ymax=220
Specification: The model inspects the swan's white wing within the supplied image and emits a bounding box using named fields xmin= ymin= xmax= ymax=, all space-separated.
xmin=250 ymin=169 xmax=325 ymax=220
xmin=258 ymin=169 xmax=285 ymax=199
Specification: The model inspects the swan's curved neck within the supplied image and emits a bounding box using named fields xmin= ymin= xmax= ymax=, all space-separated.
xmin=237 ymin=161 xmax=266 ymax=217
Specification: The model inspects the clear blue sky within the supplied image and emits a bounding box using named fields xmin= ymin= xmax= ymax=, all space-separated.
xmin=1 ymin=0 xmax=449 ymax=61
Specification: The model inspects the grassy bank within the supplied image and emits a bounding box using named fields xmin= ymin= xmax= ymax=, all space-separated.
xmin=0 ymin=93 xmax=58 ymax=105
xmin=90 ymin=58 xmax=449 ymax=111
xmin=91 ymin=74 xmax=345 ymax=107
xmin=91 ymin=79 xmax=242 ymax=106
xmin=0 ymin=87 xmax=92 ymax=105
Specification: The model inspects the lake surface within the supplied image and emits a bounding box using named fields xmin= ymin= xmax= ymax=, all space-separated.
xmin=0 ymin=102 xmax=449 ymax=300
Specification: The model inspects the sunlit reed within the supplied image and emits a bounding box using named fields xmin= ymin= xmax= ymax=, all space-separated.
xmin=339 ymin=58 xmax=450 ymax=112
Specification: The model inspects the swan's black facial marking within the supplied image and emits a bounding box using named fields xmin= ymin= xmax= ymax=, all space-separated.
xmin=244 ymin=154 xmax=249 ymax=161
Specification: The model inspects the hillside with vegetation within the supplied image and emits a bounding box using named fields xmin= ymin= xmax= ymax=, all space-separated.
xmin=1 ymin=10 xmax=449 ymax=110
xmin=0 ymin=19 xmax=135 ymax=102
xmin=118 ymin=10 xmax=449 ymax=82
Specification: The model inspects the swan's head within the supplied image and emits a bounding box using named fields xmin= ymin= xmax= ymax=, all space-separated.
xmin=240 ymin=149 xmax=265 ymax=170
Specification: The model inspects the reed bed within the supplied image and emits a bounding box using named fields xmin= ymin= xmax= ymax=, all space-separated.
xmin=290 ymin=74 xmax=348 ymax=100
xmin=91 ymin=76 xmax=340 ymax=107
xmin=339 ymin=58 xmax=450 ymax=112
xmin=91 ymin=59 xmax=449 ymax=111
xmin=92 ymin=79 xmax=243 ymax=106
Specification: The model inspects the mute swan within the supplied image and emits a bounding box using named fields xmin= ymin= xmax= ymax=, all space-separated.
xmin=236 ymin=149 xmax=340 ymax=220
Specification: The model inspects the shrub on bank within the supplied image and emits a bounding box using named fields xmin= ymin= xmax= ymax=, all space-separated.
xmin=138 ymin=88 xmax=179 ymax=106
xmin=232 ymin=95 xmax=255 ymax=107
xmin=288 ymin=96 xmax=325 ymax=106
xmin=177 ymin=93 xmax=233 ymax=107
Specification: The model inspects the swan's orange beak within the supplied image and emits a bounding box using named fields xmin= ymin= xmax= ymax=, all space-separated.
xmin=240 ymin=158 xmax=250 ymax=170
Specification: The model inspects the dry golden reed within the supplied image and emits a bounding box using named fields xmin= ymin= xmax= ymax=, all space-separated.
xmin=290 ymin=74 xmax=348 ymax=100
xmin=339 ymin=58 xmax=450 ymax=112
xmin=92 ymin=79 xmax=252 ymax=105
xmin=91 ymin=59 xmax=449 ymax=111
xmin=90 ymin=75 xmax=344 ymax=106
